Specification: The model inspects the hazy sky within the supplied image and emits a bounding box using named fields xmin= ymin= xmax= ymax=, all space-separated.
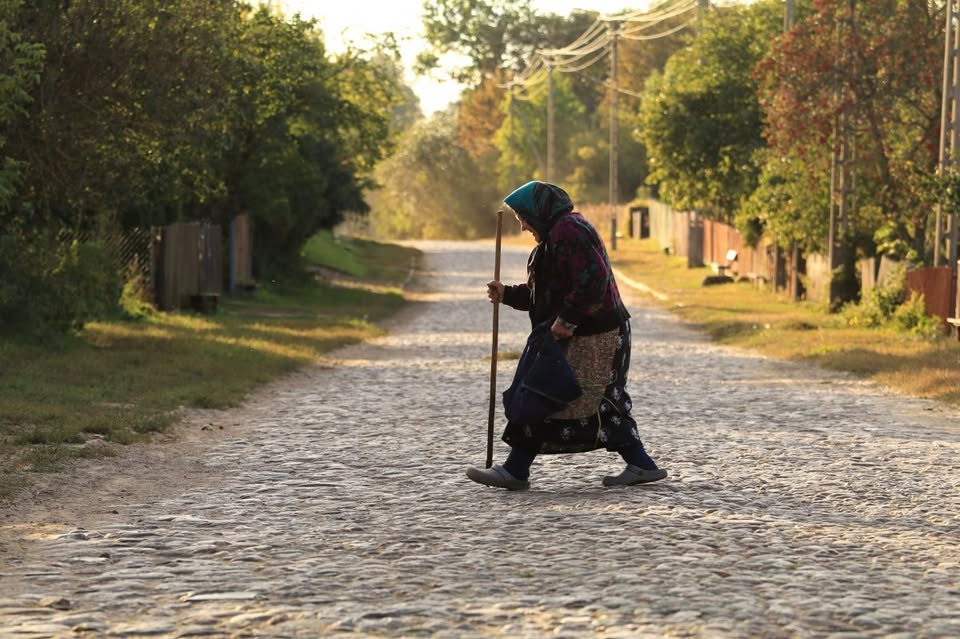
xmin=282 ymin=0 xmax=648 ymax=114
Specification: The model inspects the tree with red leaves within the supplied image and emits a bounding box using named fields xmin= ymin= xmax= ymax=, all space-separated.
xmin=756 ymin=0 xmax=943 ymax=262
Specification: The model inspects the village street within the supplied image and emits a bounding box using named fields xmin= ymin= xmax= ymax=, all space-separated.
xmin=1 ymin=240 xmax=958 ymax=638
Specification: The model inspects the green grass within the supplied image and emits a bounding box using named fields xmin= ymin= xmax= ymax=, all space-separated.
xmin=611 ymin=238 xmax=960 ymax=406
xmin=0 ymin=234 xmax=421 ymax=501
xmin=301 ymin=230 xmax=417 ymax=282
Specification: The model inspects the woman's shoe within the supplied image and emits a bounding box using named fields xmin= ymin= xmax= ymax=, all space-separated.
xmin=465 ymin=464 xmax=530 ymax=490
xmin=602 ymin=464 xmax=667 ymax=486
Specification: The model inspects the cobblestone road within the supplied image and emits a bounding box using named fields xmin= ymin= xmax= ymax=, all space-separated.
xmin=1 ymin=241 xmax=959 ymax=638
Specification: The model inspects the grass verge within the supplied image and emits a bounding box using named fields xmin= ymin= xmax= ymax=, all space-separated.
xmin=611 ymin=238 xmax=960 ymax=406
xmin=0 ymin=234 xmax=421 ymax=501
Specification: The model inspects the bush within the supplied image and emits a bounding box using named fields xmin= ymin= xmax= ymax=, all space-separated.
xmin=0 ymin=233 xmax=121 ymax=333
xmin=893 ymin=292 xmax=943 ymax=339
xmin=842 ymin=273 xmax=904 ymax=328
xmin=119 ymin=260 xmax=156 ymax=320
xmin=841 ymin=266 xmax=942 ymax=339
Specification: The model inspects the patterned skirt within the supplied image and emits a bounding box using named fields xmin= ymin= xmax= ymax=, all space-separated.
xmin=502 ymin=320 xmax=643 ymax=454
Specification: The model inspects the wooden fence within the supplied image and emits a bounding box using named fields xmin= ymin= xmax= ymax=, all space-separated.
xmin=859 ymin=256 xmax=903 ymax=293
xmin=701 ymin=218 xmax=771 ymax=281
xmin=230 ymin=214 xmax=253 ymax=292
xmin=148 ymin=215 xmax=253 ymax=311
xmin=803 ymin=253 xmax=831 ymax=302
xmin=640 ymin=201 xmax=776 ymax=282
xmin=640 ymin=198 xmax=959 ymax=319
xmin=156 ymin=222 xmax=223 ymax=311
xmin=906 ymin=266 xmax=956 ymax=324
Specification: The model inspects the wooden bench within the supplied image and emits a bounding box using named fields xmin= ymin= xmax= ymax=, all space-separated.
xmin=948 ymin=317 xmax=960 ymax=341
xmin=711 ymin=262 xmax=731 ymax=277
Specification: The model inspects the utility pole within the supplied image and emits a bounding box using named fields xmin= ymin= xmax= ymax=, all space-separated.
xmin=546 ymin=60 xmax=555 ymax=184
xmin=509 ymin=84 xmax=517 ymax=187
xmin=828 ymin=2 xmax=855 ymax=307
xmin=937 ymin=0 xmax=960 ymax=267
xmin=608 ymin=21 xmax=619 ymax=251
xmin=779 ymin=0 xmax=796 ymax=294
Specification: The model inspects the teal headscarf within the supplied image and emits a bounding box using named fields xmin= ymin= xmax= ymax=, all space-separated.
xmin=503 ymin=181 xmax=574 ymax=239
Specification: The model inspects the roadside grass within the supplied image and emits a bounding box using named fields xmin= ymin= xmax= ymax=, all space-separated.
xmin=0 ymin=234 xmax=421 ymax=501
xmin=302 ymin=230 xmax=417 ymax=282
xmin=611 ymin=238 xmax=960 ymax=407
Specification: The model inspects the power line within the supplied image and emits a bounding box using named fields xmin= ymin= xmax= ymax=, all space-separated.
xmin=621 ymin=19 xmax=695 ymax=42
xmin=497 ymin=0 xmax=704 ymax=243
xmin=503 ymin=0 xmax=699 ymax=91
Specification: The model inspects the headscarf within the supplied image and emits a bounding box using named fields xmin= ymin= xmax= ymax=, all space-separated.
xmin=502 ymin=181 xmax=574 ymax=240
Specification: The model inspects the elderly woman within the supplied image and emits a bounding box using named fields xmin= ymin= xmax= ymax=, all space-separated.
xmin=466 ymin=181 xmax=667 ymax=490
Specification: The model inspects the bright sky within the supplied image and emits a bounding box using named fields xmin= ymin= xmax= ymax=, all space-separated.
xmin=282 ymin=0 xmax=649 ymax=115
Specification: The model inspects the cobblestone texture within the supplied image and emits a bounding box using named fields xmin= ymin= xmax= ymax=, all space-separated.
xmin=1 ymin=240 xmax=958 ymax=638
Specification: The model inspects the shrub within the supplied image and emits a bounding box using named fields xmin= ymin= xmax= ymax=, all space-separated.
xmin=893 ymin=292 xmax=943 ymax=339
xmin=841 ymin=263 xmax=906 ymax=328
xmin=119 ymin=260 xmax=156 ymax=320
xmin=0 ymin=233 xmax=121 ymax=333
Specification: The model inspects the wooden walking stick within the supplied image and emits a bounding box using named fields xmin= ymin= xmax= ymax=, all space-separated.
xmin=487 ymin=209 xmax=504 ymax=468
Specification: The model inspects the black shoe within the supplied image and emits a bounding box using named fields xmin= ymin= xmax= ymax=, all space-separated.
xmin=466 ymin=464 xmax=530 ymax=490
xmin=602 ymin=464 xmax=667 ymax=487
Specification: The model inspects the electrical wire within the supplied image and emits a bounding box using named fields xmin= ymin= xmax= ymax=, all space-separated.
xmin=621 ymin=19 xmax=695 ymax=42
xmin=547 ymin=19 xmax=607 ymax=55
xmin=502 ymin=0 xmax=701 ymax=90
xmin=602 ymin=0 xmax=698 ymax=24
xmin=555 ymin=47 xmax=610 ymax=74
xmin=547 ymin=33 xmax=610 ymax=61
xmin=619 ymin=0 xmax=698 ymax=33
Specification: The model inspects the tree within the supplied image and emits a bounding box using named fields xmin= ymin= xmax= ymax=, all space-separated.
xmin=369 ymin=111 xmax=500 ymax=239
xmin=7 ymin=0 xmax=241 ymax=231
xmin=0 ymin=0 xmax=43 ymax=221
xmin=223 ymin=8 xmax=403 ymax=276
xmin=410 ymin=0 xmax=627 ymax=229
xmin=639 ymin=0 xmax=783 ymax=221
xmin=493 ymin=71 xmax=587 ymax=194
xmin=757 ymin=0 xmax=943 ymax=262
xmin=417 ymin=0 xmax=538 ymax=86
xmin=3 ymin=1 xmax=403 ymax=276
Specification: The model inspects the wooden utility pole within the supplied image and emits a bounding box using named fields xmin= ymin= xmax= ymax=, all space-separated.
xmin=608 ymin=21 xmax=619 ymax=251
xmin=937 ymin=0 xmax=960 ymax=267
xmin=509 ymin=84 xmax=517 ymax=187
xmin=778 ymin=0 xmax=796 ymax=295
xmin=828 ymin=1 xmax=856 ymax=307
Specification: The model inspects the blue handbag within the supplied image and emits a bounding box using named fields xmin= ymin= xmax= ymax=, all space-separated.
xmin=502 ymin=320 xmax=583 ymax=423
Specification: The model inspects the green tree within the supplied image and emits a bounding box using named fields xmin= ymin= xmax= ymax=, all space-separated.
xmin=0 ymin=0 xmax=405 ymax=331
xmin=0 ymin=0 xmax=43 ymax=219
xmin=7 ymin=0 xmax=240 ymax=232
xmin=740 ymin=148 xmax=830 ymax=250
xmin=224 ymin=8 xmax=403 ymax=276
xmin=369 ymin=111 xmax=499 ymax=239
xmin=640 ymin=0 xmax=783 ymax=221
xmin=493 ymin=71 xmax=587 ymax=194
xmin=417 ymin=0 xmax=538 ymax=85
xmin=418 ymin=0 xmax=612 ymax=207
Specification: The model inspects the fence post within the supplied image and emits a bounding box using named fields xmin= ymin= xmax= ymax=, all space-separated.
xmin=952 ymin=261 xmax=960 ymax=339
